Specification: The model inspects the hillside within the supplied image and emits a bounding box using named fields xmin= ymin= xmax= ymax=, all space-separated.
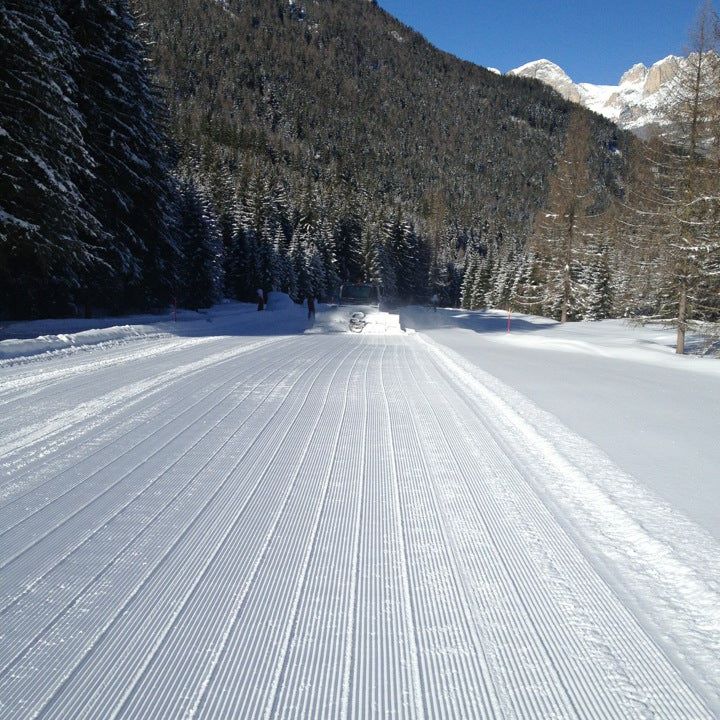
xmin=134 ymin=0 xmax=628 ymax=243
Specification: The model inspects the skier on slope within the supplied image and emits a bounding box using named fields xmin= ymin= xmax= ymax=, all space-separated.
xmin=257 ymin=288 xmax=265 ymax=311
xmin=430 ymin=293 xmax=439 ymax=312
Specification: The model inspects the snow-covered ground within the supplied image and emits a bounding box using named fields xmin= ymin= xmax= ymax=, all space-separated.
xmin=1 ymin=301 xmax=718 ymax=718
xmin=402 ymin=307 xmax=720 ymax=541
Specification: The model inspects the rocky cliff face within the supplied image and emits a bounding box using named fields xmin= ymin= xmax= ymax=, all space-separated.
xmin=509 ymin=56 xmax=689 ymax=137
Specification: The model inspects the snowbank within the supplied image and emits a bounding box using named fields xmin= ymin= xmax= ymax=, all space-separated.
xmin=0 ymin=298 xmax=308 ymax=364
xmin=0 ymin=323 xmax=170 ymax=362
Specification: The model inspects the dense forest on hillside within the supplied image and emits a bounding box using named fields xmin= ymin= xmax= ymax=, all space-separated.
xmin=132 ymin=0 xmax=628 ymax=305
xmin=1 ymin=0 xmax=718 ymax=351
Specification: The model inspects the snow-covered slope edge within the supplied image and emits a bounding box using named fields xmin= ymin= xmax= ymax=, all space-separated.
xmin=417 ymin=332 xmax=720 ymax=712
xmin=0 ymin=325 xmax=173 ymax=364
xmin=509 ymin=56 xmax=687 ymax=137
xmin=0 ymin=296 xmax=309 ymax=365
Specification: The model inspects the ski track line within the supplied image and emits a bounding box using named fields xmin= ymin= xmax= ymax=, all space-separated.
xmin=377 ymin=342 xmax=426 ymax=720
xmin=95 ymin=341 xmax=351 ymax=719
xmin=0 ymin=337 xmax=298 ymax=541
xmin=1 ymin=331 xmax=716 ymax=719
xmin=0 ymin=336 xmax=297 ymax=505
xmin=0 ymin=334 xmax=287 ymax=484
xmin=0 ymin=335 xmax=237 ymax=439
xmin=409 ymin=336 xmax=714 ymax=718
xmin=344 ymin=340 xmax=422 ymax=719
xmin=263 ymin=345 xmax=369 ymax=720
xmin=0 ymin=359 xmax=296 ymax=683
xmin=186 ymin=342 xmax=360 ymax=720
xmin=384 ymin=341 xmax=502 ymax=719
xmin=0 ymin=334 xmax=284 ymax=460
xmin=404 ymin=342 xmax=617 ymax=719
xmin=409 ymin=342 xmax=596 ymax=716
xmin=268 ymin=339 xmax=371 ymax=719
xmin=18 ymin=339 xmax=352 ymax=719
xmin=0 ymin=342 xmax=319 ymax=629
xmin=0 ymin=344 xmax=294 ymax=568
xmin=410 ymin=344 xmax=692 ymax=716
xmin=0 ymin=333 xmax=213 ymax=397
xmin=337 ymin=339 xmax=370 ymax=720
xmin=0 ymin=336 xmax=340 ymax=716
xmin=0 ymin=338 xmax=286 ymax=512
xmin=417 ymin=333 xmax=720 ymax=715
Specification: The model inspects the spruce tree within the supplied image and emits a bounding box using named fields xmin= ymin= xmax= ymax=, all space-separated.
xmin=59 ymin=0 xmax=179 ymax=311
xmin=511 ymin=252 xmax=545 ymax=316
xmin=177 ymin=176 xmax=223 ymax=309
xmin=584 ymin=245 xmax=614 ymax=320
xmin=460 ymin=254 xmax=478 ymax=309
xmin=0 ymin=0 xmax=101 ymax=318
xmin=529 ymin=110 xmax=597 ymax=322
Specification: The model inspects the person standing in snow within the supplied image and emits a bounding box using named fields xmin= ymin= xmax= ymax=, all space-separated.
xmin=307 ymin=294 xmax=316 ymax=321
xmin=257 ymin=288 xmax=265 ymax=311
xmin=430 ymin=293 xmax=439 ymax=312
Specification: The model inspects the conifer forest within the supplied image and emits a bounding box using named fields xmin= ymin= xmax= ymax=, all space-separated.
xmin=1 ymin=0 xmax=719 ymax=349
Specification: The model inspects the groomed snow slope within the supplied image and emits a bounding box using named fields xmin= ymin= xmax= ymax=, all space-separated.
xmin=402 ymin=307 xmax=720 ymax=541
xmin=0 ymin=308 xmax=718 ymax=718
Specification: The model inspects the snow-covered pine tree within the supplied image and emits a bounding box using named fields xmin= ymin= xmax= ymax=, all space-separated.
xmin=270 ymin=180 xmax=293 ymax=251
xmin=403 ymin=221 xmax=430 ymax=302
xmin=467 ymin=253 xmax=490 ymax=310
xmin=529 ymin=110 xmax=597 ymax=322
xmin=583 ymin=243 xmax=614 ymax=320
xmin=661 ymin=3 xmax=720 ymax=349
xmin=460 ymin=252 xmax=478 ymax=309
xmin=304 ymin=240 xmax=327 ymax=299
xmin=510 ymin=252 xmax=545 ymax=316
xmin=59 ymin=0 xmax=180 ymax=312
xmin=290 ymin=217 xmax=310 ymax=301
xmin=271 ymin=223 xmax=296 ymax=296
xmin=225 ymin=192 xmax=254 ymax=300
xmin=361 ymin=225 xmax=381 ymax=287
xmin=622 ymin=4 xmax=720 ymax=351
xmin=177 ymin=176 xmax=224 ymax=309
xmin=486 ymin=248 xmax=517 ymax=310
xmin=0 ymin=0 xmax=102 ymax=318
xmin=316 ymin=221 xmax=340 ymax=300
xmin=382 ymin=211 xmax=428 ymax=302
xmin=470 ymin=255 xmax=492 ymax=310
xmin=428 ymin=225 xmax=462 ymax=306
xmin=332 ymin=201 xmax=364 ymax=284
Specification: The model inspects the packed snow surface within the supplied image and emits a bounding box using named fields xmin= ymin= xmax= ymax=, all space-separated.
xmin=0 ymin=302 xmax=718 ymax=718
xmin=402 ymin=307 xmax=720 ymax=541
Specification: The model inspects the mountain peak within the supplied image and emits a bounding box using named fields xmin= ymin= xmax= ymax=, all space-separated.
xmin=508 ymin=56 xmax=689 ymax=136
xmin=619 ymin=63 xmax=647 ymax=86
xmin=509 ymin=60 xmax=580 ymax=103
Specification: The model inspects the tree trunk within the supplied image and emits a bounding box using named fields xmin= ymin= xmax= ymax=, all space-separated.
xmin=676 ymin=284 xmax=687 ymax=354
xmin=561 ymin=261 xmax=570 ymax=323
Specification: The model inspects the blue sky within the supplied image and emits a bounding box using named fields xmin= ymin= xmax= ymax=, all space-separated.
xmin=379 ymin=1 xmax=706 ymax=85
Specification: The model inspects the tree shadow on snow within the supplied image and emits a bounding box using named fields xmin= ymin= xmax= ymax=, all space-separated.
xmin=399 ymin=306 xmax=556 ymax=336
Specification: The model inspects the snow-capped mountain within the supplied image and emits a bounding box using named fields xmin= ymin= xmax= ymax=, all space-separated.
xmin=509 ymin=56 xmax=685 ymax=137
